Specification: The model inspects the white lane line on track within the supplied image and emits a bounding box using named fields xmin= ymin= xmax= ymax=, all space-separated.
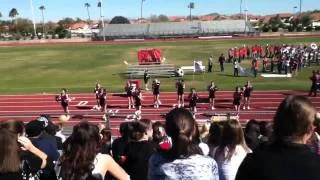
xmin=1 ymin=101 xmax=320 ymax=108
xmin=0 ymin=95 xmax=298 ymax=100
xmin=0 ymin=90 xmax=293 ymax=96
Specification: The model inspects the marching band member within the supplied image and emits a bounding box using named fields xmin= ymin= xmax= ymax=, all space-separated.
xmin=243 ymin=81 xmax=253 ymax=110
xmin=208 ymin=81 xmax=218 ymax=110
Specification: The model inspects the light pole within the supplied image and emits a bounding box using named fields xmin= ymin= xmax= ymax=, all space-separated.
xmin=299 ymin=0 xmax=302 ymax=17
xmin=29 ymin=0 xmax=37 ymax=37
xmin=240 ymin=0 xmax=243 ymax=18
xmin=188 ymin=2 xmax=194 ymax=21
xmin=140 ymin=0 xmax=145 ymax=23
xmin=98 ymin=0 xmax=106 ymax=41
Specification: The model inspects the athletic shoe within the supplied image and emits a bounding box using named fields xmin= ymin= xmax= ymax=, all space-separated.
xmin=247 ymin=106 xmax=250 ymax=110
xmin=243 ymin=106 xmax=246 ymax=110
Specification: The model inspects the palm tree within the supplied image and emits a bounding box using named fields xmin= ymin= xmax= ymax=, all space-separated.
xmin=39 ymin=5 xmax=46 ymax=35
xmin=0 ymin=12 xmax=2 ymax=19
xmin=9 ymin=8 xmax=19 ymax=26
xmin=84 ymin=3 xmax=91 ymax=22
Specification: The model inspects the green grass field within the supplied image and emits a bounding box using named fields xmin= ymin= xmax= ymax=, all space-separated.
xmin=0 ymin=37 xmax=320 ymax=94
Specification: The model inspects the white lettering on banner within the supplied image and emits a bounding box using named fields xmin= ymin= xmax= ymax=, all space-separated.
xmin=77 ymin=101 xmax=88 ymax=106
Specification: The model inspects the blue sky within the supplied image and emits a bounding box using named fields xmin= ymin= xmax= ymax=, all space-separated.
xmin=0 ymin=0 xmax=319 ymax=22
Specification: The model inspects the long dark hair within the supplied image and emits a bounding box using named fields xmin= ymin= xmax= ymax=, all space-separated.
xmin=0 ymin=128 xmax=20 ymax=173
xmin=207 ymin=121 xmax=224 ymax=151
xmin=274 ymin=95 xmax=316 ymax=142
xmin=0 ymin=120 xmax=25 ymax=135
xmin=216 ymin=120 xmax=250 ymax=161
xmin=59 ymin=121 xmax=101 ymax=180
xmin=165 ymin=108 xmax=202 ymax=159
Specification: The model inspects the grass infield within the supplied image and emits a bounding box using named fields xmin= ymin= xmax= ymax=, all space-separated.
xmin=0 ymin=37 xmax=320 ymax=94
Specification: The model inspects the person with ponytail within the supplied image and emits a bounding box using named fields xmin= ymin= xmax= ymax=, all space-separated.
xmin=123 ymin=119 xmax=155 ymax=180
xmin=59 ymin=121 xmax=128 ymax=180
xmin=148 ymin=108 xmax=219 ymax=180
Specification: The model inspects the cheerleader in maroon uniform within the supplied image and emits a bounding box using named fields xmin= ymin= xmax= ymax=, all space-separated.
xmin=188 ymin=88 xmax=199 ymax=113
xmin=99 ymin=88 xmax=107 ymax=113
xmin=134 ymin=88 xmax=143 ymax=111
xmin=208 ymin=81 xmax=218 ymax=110
xmin=125 ymin=82 xmax=135 ymax=109
xmin=243 ymin=81 xmax=253 ymax=110
xmin=94 ymin=83 xmax=102 ymax=108
xmin=233 ymin=86 xmax=243 ymax=114
xmin=176 ymin=79 xmax=185 ymax=107
xmin=152 ymin=79 xmax=161 ymax=108
xmin=56 ymin=88 xmax=72 ymax=114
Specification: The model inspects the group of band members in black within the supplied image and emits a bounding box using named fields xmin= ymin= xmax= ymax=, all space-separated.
xmin=56 ymin=80 xmax=254 ymax=116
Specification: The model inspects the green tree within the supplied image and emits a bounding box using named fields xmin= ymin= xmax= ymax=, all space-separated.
xmin=58 ymin=18 xmax=75 ymax=29
xmin=158 ymin=14 xmax=169 ymax=22
xmin=300 ymin=15 xmax=312 ymax=27
xmin=84 ymin=3 xmax=91 ymax=21
xmin=109 ymin=16 xmax=130 ymax=24
xmin=9 ymin=8 xmax=19 ymax=26
xmin=268 ymin=15 xmax=283 ymax=28
xmin=15 ymin=18 xmax=33 ymax=35
xmin=39 ymin=6 xmax=46 ymax=35
xmin=150 ymin=15 xmax=159 ymax=23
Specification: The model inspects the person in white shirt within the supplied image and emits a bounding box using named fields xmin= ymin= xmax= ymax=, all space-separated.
xmin=234 ymin=60 xmax=239 ymax=77
xmin=212 ymin=120 xmax=251 ymax=180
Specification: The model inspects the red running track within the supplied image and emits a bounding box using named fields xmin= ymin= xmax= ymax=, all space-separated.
xmin=0 ymin=91 xmax=319 ymax=136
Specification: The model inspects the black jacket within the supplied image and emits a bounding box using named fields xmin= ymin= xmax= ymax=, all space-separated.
xmin=236 ymin=141 xmax=320 ymax=180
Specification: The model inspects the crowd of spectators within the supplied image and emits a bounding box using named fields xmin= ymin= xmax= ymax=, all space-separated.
xmin=0 ymin=95 xmax=320 ymax=180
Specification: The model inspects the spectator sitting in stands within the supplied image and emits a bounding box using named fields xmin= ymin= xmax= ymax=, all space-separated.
xmin=199 ymin=121 xmax=211 ymax=144
xmin=148 ymin=108 xmax=219 ymax=180
xmin=208 ymin=121 xmax=224 ymax=157
xmin=0 ymin=120 xmax=49 ymax=180
xmin=152 ymin=121 xmax=171 ymax=151
xmin=236 ymin=95 xmax=320 ymax=180
xmin=244 ymin=119 xmax=261 ymax=150
xmin=45 ymin=120 xmax=63 ymax=151
xmin=259 ymin=121 xmax=273 ymax=144
xmin=26 ymin=119 xmax=60 ymax=162
xmin=309 ymin=114 xmax=320 ymax=155
xmin=112 ymin=122 xmax=131 ymax=167
xmin=25 ymin=119 xmax=59 ymax=180
xmin=101 ymin=128 xmax=112 ymax=155
xmin=123 ymin=119 xmax=155 ymax=180
xmin=59 ymin=121 xmax=129 ymax=180
xmin=213 ymin=120 xmax=251 ymax=180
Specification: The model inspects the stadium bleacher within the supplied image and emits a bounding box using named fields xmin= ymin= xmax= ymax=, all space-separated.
xmin=98 ymin=20 xmax=254 ymax=39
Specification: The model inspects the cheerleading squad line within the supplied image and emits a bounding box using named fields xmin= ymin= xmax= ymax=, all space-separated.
xmin=55 ymin=80 xmax=253 ymax=116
